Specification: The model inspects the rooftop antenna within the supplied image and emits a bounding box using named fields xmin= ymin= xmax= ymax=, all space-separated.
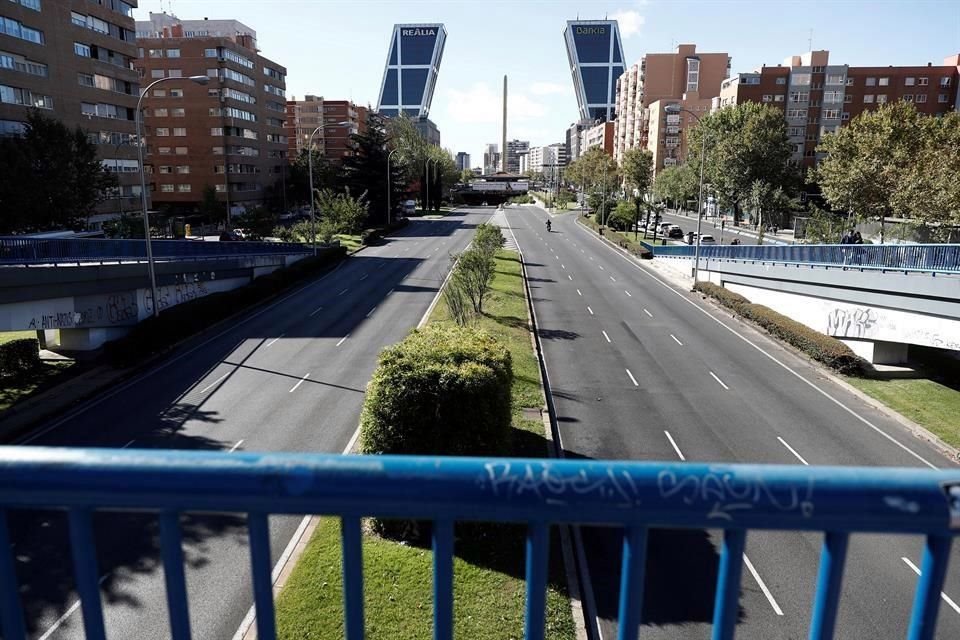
xmin=808 ymin=28 xmax=813 ymax=51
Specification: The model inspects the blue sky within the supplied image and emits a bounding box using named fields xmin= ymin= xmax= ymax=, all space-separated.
xmin=135 ymin=1 xmax=959 ymax=168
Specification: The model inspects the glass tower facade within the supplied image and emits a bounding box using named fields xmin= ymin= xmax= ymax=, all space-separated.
xmin=377 ymin=23 xmax=447 ymax=118
xmin=563 ymin=20 xmax=625 ymax=122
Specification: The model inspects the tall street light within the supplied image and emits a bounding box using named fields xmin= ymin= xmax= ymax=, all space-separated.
xmin=136 ymin=74 xmax=208 ymax=317
xmin=664 ymin=103 xmax=708 ymax=283
xmin=307 ymin=120 xmax=352 ymax=254
xmin=387 ymin=148 xmax=399 ymax=225
xmin=425 ymin=157 xmax=439 ymax=212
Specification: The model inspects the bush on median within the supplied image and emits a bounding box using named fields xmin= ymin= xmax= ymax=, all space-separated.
xmin=693 ymin=282 xmax=866 ymax=375
xmin=103 ymin=247 xmax=347 ymax=366
xmin=0 ymin=338 xmax=41 ymax=379
xmin=578 ymin=215 xmax=653 ymax=259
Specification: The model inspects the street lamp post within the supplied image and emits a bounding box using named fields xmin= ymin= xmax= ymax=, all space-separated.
xmin=665 ymin=104 xmax=708 ymax=283
xmin=306 ymin=120 xmax=353 ymax=255
xmin=136 ymin=75 xmax=208 ymax=317
xmin=425 ymin=157 xmax=439 ymax=213
xmin=387 ymin=148 xmax=399 ymax=226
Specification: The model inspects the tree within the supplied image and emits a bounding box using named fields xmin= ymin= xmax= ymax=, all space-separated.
xmin=342 ymin=112 xmax=405 ymax=225
xmin=287 ymin=149 xmax=339 ymax=207
xmin=0 ymin=110 xmax=112 ymax=233
xmin=460 ymin=168 xmax=474 ymax=184
xmin=813 ymin=102 xmax=960 ymax=242
xmin=686 ymin=102 xmax=794 ymax=224
xmin=653 ymin=164 xmax=698 ymax=211
xmin=197 ymin=184 xmax=222 ymax=225
xmin=621 ymin=148 xmax=653 ymax=237
xmin=607 ymin=201 xmax=636 ymax=231
xmin=317 ymin=188 xmax=368 ymax=235
xmin=565 ymin=147 xmax=619 ymax=223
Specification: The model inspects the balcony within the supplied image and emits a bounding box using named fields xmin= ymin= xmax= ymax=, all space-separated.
xmin=2 ymin=447 xmax=958 ymax=640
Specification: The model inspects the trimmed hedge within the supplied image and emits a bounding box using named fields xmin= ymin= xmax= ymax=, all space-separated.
xmin=0 ymin=338 xmax=41 ymax=378
xmin=104 ymin=247 xmax=347 ymax=365
xmin=578 ymin=215 xmax=653 ymax=259
xmin=359 ymin=324 xmax=512 ymax=458
xmin=694 ymin=282 xmax=866 ymax=375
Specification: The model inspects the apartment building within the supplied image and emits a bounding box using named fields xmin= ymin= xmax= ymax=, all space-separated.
xmin=135 ymin=12 xmax=287 ymax=213
xmin=613 ymin=44 xmax=730 ymax=171
xmin=526 ymin=143 xmax=567 ymax=180
xmin=504 ymin=139 xmax=529 ymax=175
xmin=1 ymin=0 xmax=142 ymax=223
xmin=719 ymin=50 xmax=960 ymax=168
xmin=580 ymin=121 xmax=615 ymax=156
xmin=284 ymin=95 xmax=366 ymax=163
xmin=455 ymin=151 xmax=470 ymax=171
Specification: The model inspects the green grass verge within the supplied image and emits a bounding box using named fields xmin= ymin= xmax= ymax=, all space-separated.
xmin=275 ymin=249 xmax=575 ymax=639
xmin=333 ymin=234 xmax=362 ymax=253
xmin=844 ymin=376 xmax=960 ymax=449
xmin=0 ymin=331 xmax=34 ymax=346
xmin=0 ymin=360 xmax=76 ymax=412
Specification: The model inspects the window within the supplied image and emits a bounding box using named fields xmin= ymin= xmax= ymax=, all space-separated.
xmin=158 ymin=165 xmax=172 ymax=174
xmin=215 ymin=184 xmax=226 ymax=192
xmin=78 ymin=72 xmax=94 ymax=87
xmin=177 ymin=184 xmax=191 ymax=192
xmin=918 ymin=77 xmax=929 ymax=86
xmin=842 ymin=112 xmax=850 ymax=121
xmin=166 ymin=49 xmax=180 ymax=58
xmin=788 ymin=126 xmax=804 ymax=136
xmin=863 ymin=94 xmax=874 ymax=103
xmin=211 ymin=127 xmax=223 ymax=136
xmin=776 ymin=77 xmax=787 ymax=85
xmin=686 ymin=58 xmax=700 ymax=92
xmin=151 ymin=69 xmax=164 ymax=79
xmin=790 ymin=91 xmax=809 ymax=102
xmin=212 ymin=146 xmax=224 ymax=154
xmin=266 ymin=101 xmax=285 ymax=112
xmin=904 ymin=94 xmax=914 ymax=102
xmin=173 ymin=127 xmax=186 ymax=136
xmin=823 ymin=109 xmax=841 ymax=119
xmin=74 ymin=42 xmax=91 ymax=57
xmin=774 ymin=94 xmax=785 ymax=102
xmin=176 ymin=165 xmax=190 ymax=174
xmin=811 ymin=66 xmax=824 ymax=73
xmin=827 ymin=74 xmax=845 ymax=85
xmin=223 ymin=69 xmax=255 ymax=86
xmin=175 ymin=147 xmax=188 ymax=155
xmin=12 ymin=0 xmax=41 ymax=10
xmin=761 ymin=94 xmax=772 ymax=102
xmin=2 ymin=17 xmax=43 ymax=44
xmin=0 ymin=119 xmax=27 ymax=136
xmin=155 ymin=127 xmax=170 ymax=136
xmin=264 ymin=83 xmax=285 ymax=97
xmin=905 ymin=77 xmax=915 ymax=87
xmin=823 ymin=90 xmax=843 ymax=103
xmin=794 ymin=143 xmax=804 ymax=154
xmin=160 ymin=184 xmax=174 ymax=192
xmin=792 ymin=73 xmax=811 ymax=85
xmin=214 ymin=164 xmax=225 ymax=174
xmin=786 ymin=108 xmax=807 ymax=119
xmin=220 ymin=48 xmax=255 ymax=69
xmin=171 ymin=108 xmax=185 ymax=117
xmin=153 ymin=89 xmax=166 ymax=97
xmin=844 ymin=94 xmax=852 ymax=103
xmin=0 ymin=84 xmax=52 ymax=108
xmin=876 ymin=94 xmax=887 ymax=104
xmin=878 ymin=77 xmax=889 ymax=86
xmin=846 ymin=78 xmax=854 ymax=86
xmin=153 ymin=108 xmax=168 ymax=117
xmin=916 ymin=94 xmax=927 ymax=104
xmin=865 ymin=77 xmax=876 ymax=86
xmin=809 ymin=99 xmax=821 ymax=107
xmin=223 ymin=88 xmax=256 ymax=104
xmin=204 ymin=48 xmax=218 ymax=58
xmin=941 ymin=77 xmax=952 ymax=87
xmin=207 ymin=68 xmax=219 ymax=78
xmin=169 ymin=88 xmax=183 ymax=98
xmin=938 ymin=94 xmax=949 ymax=103
xmin=148 ymin=49 xmax=163 ymax=58
xmin=168 ymin=70 xmax=182 ymax=78
xmin=266 ymin=117 xmax=284 ymax=127
xmin=158 ymin=146 xmax=171 ymax=154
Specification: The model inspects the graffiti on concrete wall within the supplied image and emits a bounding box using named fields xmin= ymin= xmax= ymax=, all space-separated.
xmin=141 ymin=281 xmax=210 ymax=316
xmin=826 ymin=307 xmax=878 ymax=338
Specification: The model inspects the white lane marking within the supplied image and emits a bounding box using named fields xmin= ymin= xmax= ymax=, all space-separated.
xmin=336 ymin=334 xmax=350 ymax=347
xmin=568 ymin=275 xmax=573 ymax=281
xmin=338 ymin=288 xmax=349 ymax=296
xmin=37 ymin=575 xmax=110 ymax=640
xmin=228 ymin=439 xmax=244 ymax=453
xmin=643 ymin=308 xmax=653 ymax=318
xmin=574 ymin=221 xmax=943 ymax=470
xmin=561 ymin=264 xmax=566 ymax=269
xmin=377 ymin=263 xmax=385 ymax=269
xmin=555 ymin=255 xmax=559 ymax=260
xmin=598 ymin=265 xmax=605 ymax=270
xmin=265 ymin=333 xmax=284 ymax=347
xmin=581 ymin=249 xmax=585 ymax=253
xmin=709 ymin=371 xmax=730 ymax=390
xmin=602 ymin=331 xmax=611 ymax=343
xmin=576 ymin=289 xmax=582 ymax=296
xmin=122 ymin=439 xmax=136 ymax=449
xmin=587 ymin=306 xmax=594 ymax=315
xmin=902 ymin=557 xmax=960 ymax=615
xmin=366 ymin=306 xmax=377 ymax=318
xmin=744 ymin=554 xmax=784 ymax=615
xmin=625 ymin=290 xmax=632 ymax=297
xmin=589 ymin=256 xmax=594 ymax=260
xmin=200 ymin=372 xmax=231 ymax=394
xmin=289 ymin=373 xmax=310 ymax=393
xmin=777 ymin=436 xmax=810 ymax=465
xmin=670 ymin=334 xmax=683 ymax=346
xmin=388 ymin=288 xmax=395 ymax=296
xmin=609 ymin=275 xmax=616 ymax=282
xmin=359 ymin=273 xmax=368 ymax=281
xmin=664 ymin=431 xmax=686 ymax=461
xmin=625 ymin=369 xmax=639 ymax=387
xmin=309 ymin=305 xmax=324 ymax=317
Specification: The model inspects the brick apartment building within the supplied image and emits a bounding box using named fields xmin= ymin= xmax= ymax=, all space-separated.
xmin=134 ymin=12 xmax=287 ymax=214
xmin=719 ymin=50 xmax=960 ymax=168
xmin=284 ymin=95 xmax=366 ymax=164
xmin=613 ymin=44 xmax=730 ymax=174
xmin=1 ymin=0 xmax=142 ymax=224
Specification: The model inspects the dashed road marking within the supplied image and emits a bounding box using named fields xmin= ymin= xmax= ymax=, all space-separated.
xmin=670 ymin=334 xmax=683 ymax=346
xmin=643 ymin=308 xmax=653 ymax=318
xmin=587 ymin=306 xmax=594 ymax=315
xmin=289 ymin=373 xmax=310 ymax=393
xmin=200 ymin=372 xmax=231 ymax=394
xmin=777 ymin=436 xmax=809 ymax=465
xmin=602 ymin=330 xmax=611 ymax=343
xmin=336 ymin=334 xmax=350 ymax=347
xmin=709 ymin=371 xmax=730 ymax=390
xmin=664 ymin=431 xmax=685 ymax=461
xmin=625 ymin=369 xmax=639 ymax=387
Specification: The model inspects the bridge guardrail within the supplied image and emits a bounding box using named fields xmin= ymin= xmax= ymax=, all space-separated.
xmin=649 ymin=243 xmax=960 ymax=273
xmin=0 ymin=237 xmax=311 ymax=266
xmin=1 ymin=447 xmax=958 ymax=640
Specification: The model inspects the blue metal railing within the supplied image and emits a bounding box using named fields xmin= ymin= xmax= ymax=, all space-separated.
xmin=0 ymin=237 xmax=312 ymax=266
xmin=1 ymin=447 xmax=958 ymax=640
xmin=649 ymin=243 xmax=960 ymax=273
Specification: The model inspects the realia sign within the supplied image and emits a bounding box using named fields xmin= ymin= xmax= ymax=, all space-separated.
xmin=401 ymin=28 xmax=436 ymax=36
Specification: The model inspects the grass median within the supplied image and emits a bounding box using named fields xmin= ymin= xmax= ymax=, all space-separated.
xmin=275 ymin=249 xmax=575 ymax=639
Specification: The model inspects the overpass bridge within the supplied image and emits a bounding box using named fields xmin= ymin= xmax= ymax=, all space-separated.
xmin=0 ymin=237 xmax=314 ymax=350
xmin=648 ymin=243 xmax=960 ymax=364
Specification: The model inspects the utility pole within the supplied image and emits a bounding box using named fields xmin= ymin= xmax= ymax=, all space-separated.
xmin=501 ymin=75 xmax=508 ymax=173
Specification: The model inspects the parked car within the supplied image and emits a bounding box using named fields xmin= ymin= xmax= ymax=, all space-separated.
xmin=667 ymin=225 xmax=684 ymax=239
xmin=699 ymin=235 xmax=717 ymax=245
xmin=659 ymin=222 xmax=673 ymax=235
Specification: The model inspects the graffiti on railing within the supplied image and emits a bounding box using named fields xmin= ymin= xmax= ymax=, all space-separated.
xmin=826 ymin=306 xmax=878 ymax=338
xmin=482 ymin=462 xmax=644 ymax=506
xmin=656 ymin=468 xmax=815 ymax=521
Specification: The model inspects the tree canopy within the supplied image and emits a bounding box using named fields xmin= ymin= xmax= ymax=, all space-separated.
xmin=620 ymin=148 xmax=654 ymax=198
xmin=653 ymin=164 xmax=699 ymax=211
xmin=812 ymin=101 xmax=960 ymax=241
xmin=0 ymin=110 xmax=112 ymax=233
xmin=565 ymin=146 xmax=620 ymax=193
xmin=340 ymin=112 xmax=405 ymax=225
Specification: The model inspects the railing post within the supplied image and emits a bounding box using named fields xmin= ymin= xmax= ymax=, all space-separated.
xmin=907 ymin=535 xmax=953 ymax=640
xmin=711 ymin=529 xmax=746 ymax=640
xmin=159 ymin=511 xmax=192 ymax=640
xmin=0 ymin=509 xmax=26 ymax=640
xmin=341 ymin=516 xmax=365 ymax=640
xmin=68 ymin=508 xmax=107 ymax=640
xmin=248 ymin=513 xmax=276 ymax=640
xmin=432 ymin=519 xmax=454 ymax=640
xmin=524 ymin=522 xmax=550 ymax=640
xmin=808 ymin=531 xmax=849 ymax=640
xmin=616 ymin=526 xmax=649 ymax=640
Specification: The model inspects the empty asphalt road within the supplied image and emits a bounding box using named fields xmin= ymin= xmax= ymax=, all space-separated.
xmin=10 ymin=208 xmax=490 ymax=640
xmin=507 ymin=206 xmax=960 ymax=640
